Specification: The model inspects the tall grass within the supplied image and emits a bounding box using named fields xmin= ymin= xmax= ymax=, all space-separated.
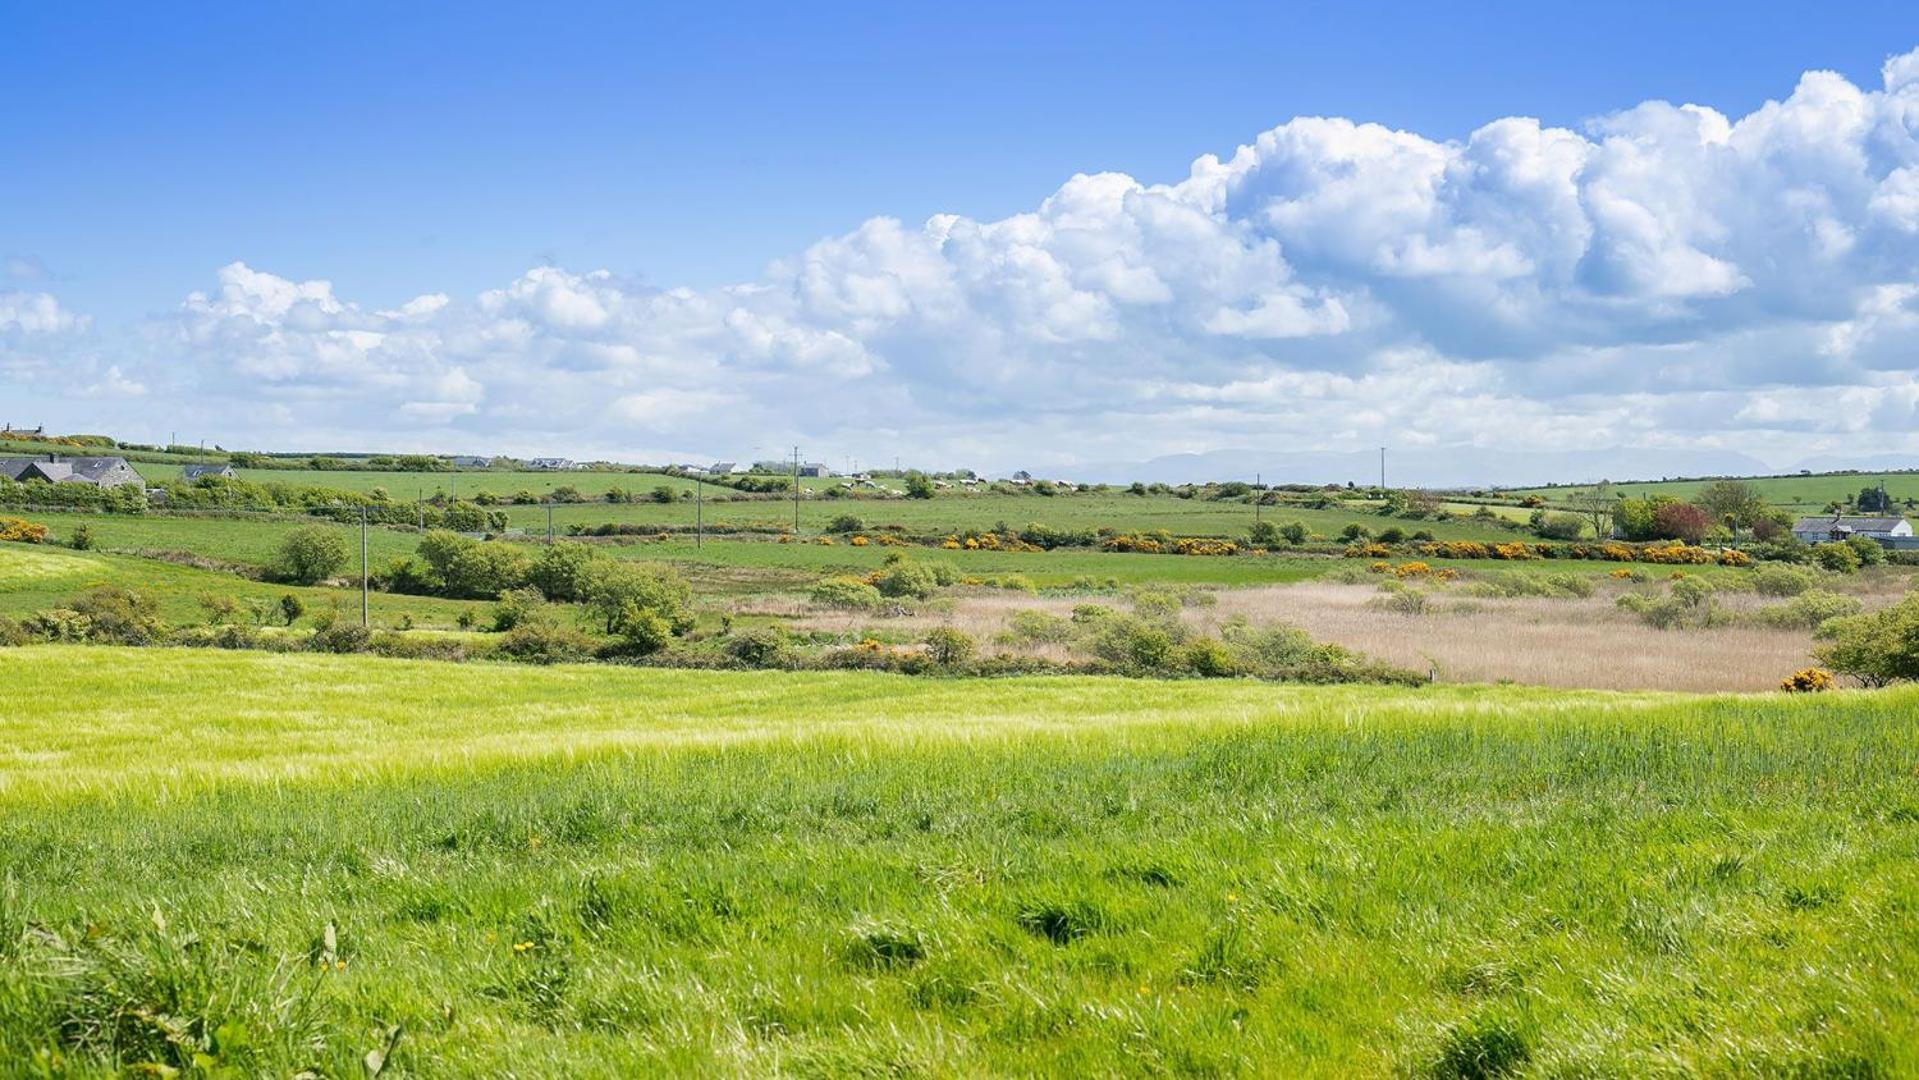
xmin=0 ymin=648 xmax=1914 ymax=1075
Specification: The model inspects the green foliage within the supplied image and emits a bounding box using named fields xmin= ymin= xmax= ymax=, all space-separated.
xmin=67 ymin=523 xmax=95 ymax=550
xmin=417 ymin=530 xmax=532 ymax=599
xmin=904 ymin=471 xmax=937 ymax=499
xmin=1814 ymin=595 xmax=1919 ymax=687
xmin=1812 ymin=542 xmax=1863 ymax=574
xmin=826 ymin=513 xmax=867 ymax=534
xmin=1847 ymin=535 xmax=1885 ymax=567
xmin=724 ymin=627 xmax=791 ymax=668
xmin=1753 ymin=564 xmax=1818 ymax=597
xmin=1279 ymin=522 xmax=1308 ymax=545
xmin=274 ymin=525 xmax=349 ymax=585
xmin=874 ymin=560 xmax=939 ymax=600
xmin=1755 ymin=590 xmax=1861 ymax=631
xmin=580 ymin=561 xmax=694 ymax=652
xmin=528 ymin=541 xmax=602 ymax=602
xmin=810 ymin=576 xmax=885 ymax=610
xmin=923 ymin=626 xmax=976 ymax=666
xmin=491 ymin=586 xmax=549 ymax=632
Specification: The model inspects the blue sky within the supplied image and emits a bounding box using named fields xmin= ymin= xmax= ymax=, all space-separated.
xmin=9 ymin=1 xmax=1912 ymax=319
xmin=6 ymin=4 xmax=1919 ymax=475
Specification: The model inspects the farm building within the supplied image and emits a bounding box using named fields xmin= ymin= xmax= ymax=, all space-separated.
xmin=181 ymin=463 xmax=236 ymax=481
xmin=0 ymin=454 xmax=143 ymax=489
xmin=797 ymin=462 xmax=834 ymax=478
xmin=706 ymin=461 xmax=750 ymax=475
xmin=1790 ymin=514 xmax=1914 ymax=548
xmin=527 ymin=457 xmax=576 ymax=471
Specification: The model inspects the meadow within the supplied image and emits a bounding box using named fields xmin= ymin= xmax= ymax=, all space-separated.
xmin=0 ymin=647 xmax=1913 ymax=1076
xmin=1514 ymin=472 xmax=1919 ymax=514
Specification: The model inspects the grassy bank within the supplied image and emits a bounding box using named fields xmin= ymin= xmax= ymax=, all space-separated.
xmin=1 ymin=648 xmax=1914 ymax=1075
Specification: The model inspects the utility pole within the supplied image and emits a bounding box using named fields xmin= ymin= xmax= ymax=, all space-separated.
xmin=695 ymin=473 xmax=704 ymax=549
xmin=1255 ymin=472 xmax=1262 ymax=524
xmin=1379 ymin=447 xmax=1386 ymax=491
xmin=545 ymin=502 xmax=554 ymax=544
xmin=792 ymin=445 xmax=801 ymax=533
xmin=359 ymin=505 xmax=369 ymax=628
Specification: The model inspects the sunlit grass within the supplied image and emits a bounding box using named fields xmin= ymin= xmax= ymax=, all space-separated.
xmin=1 ymin=647 xmax=1915 ymax=1075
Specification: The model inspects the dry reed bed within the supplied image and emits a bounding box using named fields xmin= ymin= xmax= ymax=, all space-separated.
xmin=786 ymin=582 xmax=1857 ymax=692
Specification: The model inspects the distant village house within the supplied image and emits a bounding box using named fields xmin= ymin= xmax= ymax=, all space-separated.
xmin=181 ymin=463 xmax=236 ymax=482
xmin=0 ymin=454 xmax=143 ymax=489
xmin=527 ymin=457 xmax=576 ymax=471
xmin=1791 ymin=513 xmax=1915 ymax=549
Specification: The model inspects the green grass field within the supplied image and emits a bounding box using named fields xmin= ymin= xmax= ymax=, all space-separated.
xmin=0 ymin=647 xmax=1913 ymax=1075
xmin=1515 ymin=472 xmax=1919 ymax=514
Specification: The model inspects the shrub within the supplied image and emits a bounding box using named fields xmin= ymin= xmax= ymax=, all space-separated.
xmin=580 ymin=562 xmax=694 ymax=653
xmin=417 ymin=530 xmax=532 ymax=599
xmin=1755 ymin=590 xmax=1860 ymax=631
xmin=874 ymin=561 xmax=940 ymax=600
xmin=1814 ymin=595 xmax=1919 ymax=686
xmin=279 ymin=593 xmax=306 ymax=626
xmin=529 ymin=542 xmax=601 ymax=602
xmin=724 ymin=628 xmax=791 ymax=668
xmin=1368 ymin=589 xmax=1430 ymax=616
xmin=309 ymin=622 xmax=372 ymax=654
xmin=1753 ymin=564 xmax=1817 ymax=597
xmin=67 ymin=523 xmax=95 ymax=550
xmin=492 ymin=586 xmax=548 ymax=631
xmin=273 ymin=525 xmax=350 ymax=585
xmin=1247 ymin=520 xmax=1280 ymax=547
xmin=1278 ymin=522 xmax=1308 ymax=545
xmin=923 ymin=626 xmax=976 ymax=666
xmin=1007 ymin=610 xmax=1073 ymax=644
xmin=496 ymin=620 xmax=596 ymax=664
xmin=66 ymin=586 xmax=166 ymax=645
xmin=1812 ymin=541 xmax=1862 ymax=574
xmin=811 ymin=576 xmax=885 ymax=610
xmin=0 ymin=517 xmax=49 ymax=544
xmin=1847 ymin=534 xmax=1885 ymax=567
xmin=1780 ymin=667 xmax=1836 ymax=693
xmin=1339 ymin=523 xmax=1372 ymax=542
xmin=826 ymin=513 xmax=867 ymax=534
xmin=1178 ymin=637 xmax=1239 ymax=677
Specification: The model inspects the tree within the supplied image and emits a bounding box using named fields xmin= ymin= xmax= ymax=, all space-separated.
xmin=904 ymin=471 xmax=937 ymax=499
xmin=581 ymin=561 xmax=694 ymax=648
xmin=1279 ymin=522 xmax=1308 ymax=545
xmin=1857 ymin=484 xmax=1894 ymax=515
xmin=1651 ymin=501 xmax=1711 ymax=545
xmin=1815 ymin=595 xmax=1919 ymax=686
xmin=275 ymin=525 xmax=349 ymax=585
xmin=1569 ymin=482 xmax=1618 ymax=540
xmin=529 ymin=541 xmax=602 ymax=602
xmin=416 ymin=529 xmax=531 ymax=599
xmin=1695 ymin=480 xmax=1769 ymax=538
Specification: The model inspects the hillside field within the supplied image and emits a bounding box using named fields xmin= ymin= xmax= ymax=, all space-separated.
xmin=1514 ymin=472 xmax=1919 ymax=514
xmin=0 ymin=648 xmax=1914 ymax=1075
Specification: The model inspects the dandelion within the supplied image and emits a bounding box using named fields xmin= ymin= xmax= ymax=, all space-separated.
xmin=514 ymin=941 xmax=535 ymax=953
xmin=335 ymin=959 xmax=348 ymax=971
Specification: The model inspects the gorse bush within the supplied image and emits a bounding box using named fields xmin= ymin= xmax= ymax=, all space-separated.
xmin=1753 ymin=564 xmax=1818 ymax=597
xmin=811 ymin=576 xmax=884 ymax=610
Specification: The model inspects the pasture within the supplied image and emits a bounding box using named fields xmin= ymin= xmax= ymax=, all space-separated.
xmin=1514 ymin=472 xmax=1919 ymax=514
xmin=0 ymin=648 xmax=1914 ymax=1075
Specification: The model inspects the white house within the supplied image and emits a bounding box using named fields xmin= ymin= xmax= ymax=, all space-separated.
xmin=527 ymin=457 xmax=575 ymax=471
xmin=1790 ymin=514 xmax=1913 ymax=547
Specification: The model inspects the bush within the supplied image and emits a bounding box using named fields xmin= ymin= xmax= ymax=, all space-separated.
xmin=580 ymin=561 xmax=694 ymax=653
xmin=1814 ymin=595 xmax=1919 ymax=686
xmin=811 ymin=576 xmax=884 ymax=610
xmin=61 ymin=586 xmax=167 ymax=645
xmin=724 ymin=628 xmax=791 ymax=668
xmin=1780 ymin=667 xmax=1836 ymax=692
xmin=1754 ymin=590 xmax=1860 ymax=631
xmin=496 ymin=620 xmax=596 ymax=664
xmin=1278 ymin=522 xmax=1308 ymax=545
xmin=68 ymin=523 xmax=95 ymax=550
xmin=529 ymin=542 xmax=601 ymax=602
xmin=1812 ymin=541 xmax=1862 ymax=574
xmin=1753 ymin=564 xmax=1818 ymax=597
xmin=923 ymin=626 xmax=976 ymax=666
xmin=309 ymin=622 xmax=372 ymax=654
xmin=279 ymin=593 xmax=306 ymax=626
xmin=0 ymin=517 xmax=50 ymax=543
xmin=1533 ymin=512 xmax=1585 ymax=541
xmin=417 ymin=530 xmax=532 ymax=598
xmin=1178 ymin=637 xmax=1239 ymax=677
xmin=275 ymin=525 xmax=350 ymax=585
xmin=874 ymin=561 xmax=939 ymax=600
xmin=826 ymin=513 xmax=867 ymax=534
xmin=491 ymin=586 xmax=548 ymax=631
xmin=1847 ymin=534 xmax=1885 ymax=567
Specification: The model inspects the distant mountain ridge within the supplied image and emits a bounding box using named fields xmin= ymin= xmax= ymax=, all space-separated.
xmin=1050 ymin=447 xmax=1910 ymax=489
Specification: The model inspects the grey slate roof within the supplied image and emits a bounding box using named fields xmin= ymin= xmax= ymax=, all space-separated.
xmin=0 ymin=455 xmax=142 ymax=487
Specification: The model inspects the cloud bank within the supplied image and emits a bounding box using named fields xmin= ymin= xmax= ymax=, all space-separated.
xmin=14 ymin=49 xmax=1919 ymax=473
